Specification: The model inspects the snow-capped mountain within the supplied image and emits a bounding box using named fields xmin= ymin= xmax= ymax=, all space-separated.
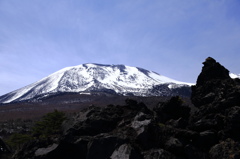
xmin=0 ymin=64 xmax=193 ymax=103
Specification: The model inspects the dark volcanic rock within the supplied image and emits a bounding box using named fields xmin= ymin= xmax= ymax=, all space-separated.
xmin=110 ymin=144 xmax=142 ymax=159
xmin=190 ymin=57 xmax=240 ymax=124
xmin=196 ymin=57 xmax=230 ymax=85
xmin=196 ymin=130 xmax=218 ymax=151
xmin=190 ymin=57 xmax=240 ymax=127
xmin=209 ymin=138 xmax=240 ymax=159
xmin=87 ymin=135 xmax=125 ymax=159
xmin=164 ymin=137 xmax=184 ymax=156
xmin=189 ymin=57 xmax=240 ymax=157
xmin=224 ymin=106 xmax=240 ymax=140
xmin=62 ymin=105 xmax=124 ymax=138
xmin=184 ymin=144 xmax=208 ymax=159
xmin=191 ymin=57 xmax=240 ymax=108
xmin=11 ymin=57 xmax=240 ymax=159
xmin=34 ymin=141 xmax=84 ymax=159
xmin=0 ymin=138 xmax=11 ymax=158
xmin=154 ymin=96 xmax=190 ymax=124
xmin=143 ymin=149 xmax=175 ymax=159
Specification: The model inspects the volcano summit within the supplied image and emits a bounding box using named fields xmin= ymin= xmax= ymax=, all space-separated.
xmin=0 ymin=64 xmax=193 ymax=103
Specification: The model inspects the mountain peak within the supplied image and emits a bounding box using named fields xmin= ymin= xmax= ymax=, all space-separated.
xmin=0 ymin=63 xmax=192 ymax=103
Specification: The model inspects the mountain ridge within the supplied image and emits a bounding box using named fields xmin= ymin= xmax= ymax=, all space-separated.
xmin=0 ymin=63 xmax=193 ymax=104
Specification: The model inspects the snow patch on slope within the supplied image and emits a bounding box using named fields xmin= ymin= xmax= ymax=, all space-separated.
xmin=230 ymin=73 xmax=240 ymax=79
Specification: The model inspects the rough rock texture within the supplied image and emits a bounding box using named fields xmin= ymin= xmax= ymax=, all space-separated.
xmin=154 ymin=96 xmax=190 ymax=127
xmin=13 ymin=99 xmax=194 ymax=159
xmin=143 ymin=149 xmax=175 ymax=159
xmin=189 ymin=57 xmax=240 ymax=158
xmin=11 ymin=57 xmax=240 ymax=159
xmin=0 ymin=138 xmax=11 ymax=158
xmin=209 ymin=138 xmax=240 ymax=159
xmin=191 ymin=57 xmax=240 ymax=108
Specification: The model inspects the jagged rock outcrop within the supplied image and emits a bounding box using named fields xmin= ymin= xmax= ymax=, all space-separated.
xmin=189 ymin=57 xmax=240 ymax=158
xmin=191 ymin=57 xmax=240 ymax=108
xmin=196 ymin=57 xmax=230 ymax=85
xmin=13 ymin=98 xmax=197 ymax=159
xmin=10 ymin=57 xmax=240 ymax=159
xmin=190 ymin=57 xmax=240 ymax=135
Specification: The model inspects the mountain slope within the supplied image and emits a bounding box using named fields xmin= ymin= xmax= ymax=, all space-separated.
xmin=0 ymin=64 xmax=193 ymax=103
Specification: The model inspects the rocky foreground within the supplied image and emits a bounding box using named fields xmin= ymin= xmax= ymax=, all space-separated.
xmin=2 ymin=57 xmax=240 ymax=159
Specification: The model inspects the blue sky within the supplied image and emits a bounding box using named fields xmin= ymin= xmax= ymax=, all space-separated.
xmin=1 ymin=0 xmax=240 ymax=95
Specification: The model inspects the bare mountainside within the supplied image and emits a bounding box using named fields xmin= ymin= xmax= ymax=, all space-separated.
xmin=0 ymin=92 xmax=194 ymax=121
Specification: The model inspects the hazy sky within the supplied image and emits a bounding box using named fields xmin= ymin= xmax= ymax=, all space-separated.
xmin=1 ymin=0 xmax=240 ymax=95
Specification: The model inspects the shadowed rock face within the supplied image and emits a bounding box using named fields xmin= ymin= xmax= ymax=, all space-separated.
xmin=191 ymin=57 xmax=240 ymax=108
xmin=189 ymin=57 xmax=240 ymax=158
xmin=11 ymin=57 xmax=240 ymax=159
xmin=196 ymin=57 xmax=230 ymax=85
